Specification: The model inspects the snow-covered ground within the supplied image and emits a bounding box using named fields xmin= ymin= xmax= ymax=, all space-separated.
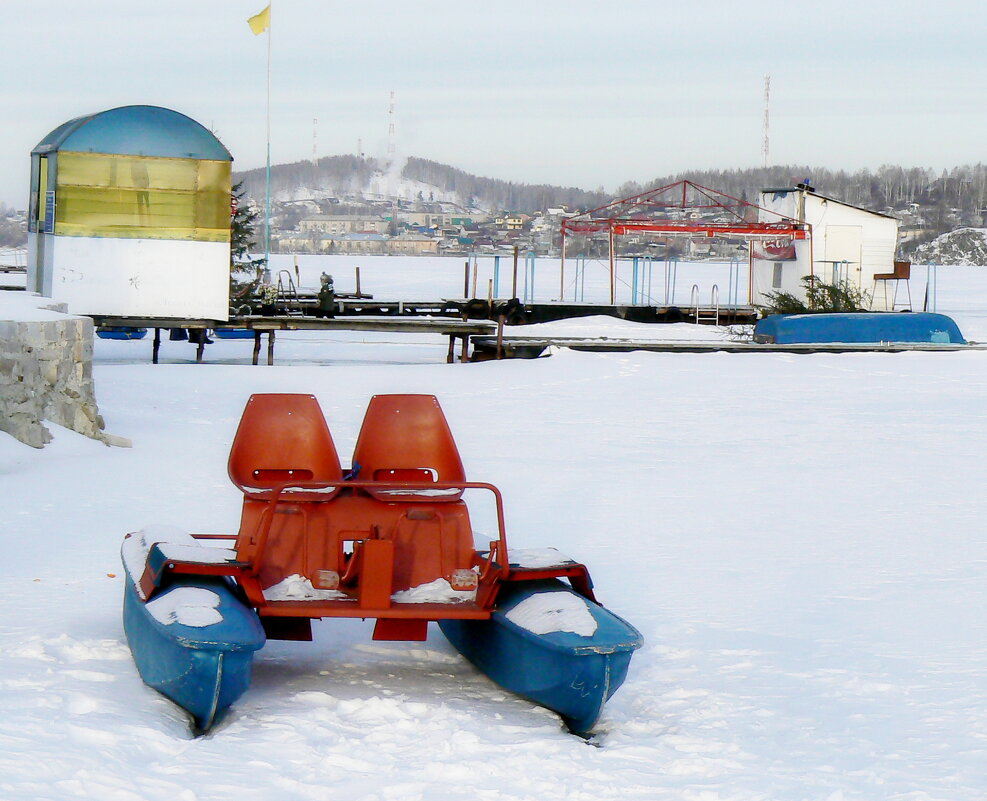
xmin=2 ymin=258 xmax=986 ymax=800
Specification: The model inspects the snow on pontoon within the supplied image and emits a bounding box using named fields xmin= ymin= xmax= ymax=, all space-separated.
xmin=121 ymin=393 xmax=641 ymax=735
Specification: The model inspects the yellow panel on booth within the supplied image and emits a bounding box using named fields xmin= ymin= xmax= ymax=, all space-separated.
xmin=53 ymin=152 xmax=230 ymax=242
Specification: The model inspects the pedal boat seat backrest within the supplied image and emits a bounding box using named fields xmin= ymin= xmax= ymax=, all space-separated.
xmin=228 ymin=393 xmax=343 ymax=500
xmin=227 ymin=394 xmax=344 ymax=581
xmin=351 ymin=394 xmax=473 ymax=591
xmin=351 ymin=394 xmax=466 ymax=501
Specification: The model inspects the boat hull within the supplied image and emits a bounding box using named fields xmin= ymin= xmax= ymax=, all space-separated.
xmin=439 ymin=579 xmax=642 ymax=735
xmin=97 ymin=326 xmax=147 ymax=340
xmin=122 ymin=575 xmax=265 ymax=732
xmin=213 ymin=328 xmax=255 ymax=339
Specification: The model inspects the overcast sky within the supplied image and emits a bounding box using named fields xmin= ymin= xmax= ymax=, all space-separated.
xmin=2 ymin=0 xmax=985 ymax=206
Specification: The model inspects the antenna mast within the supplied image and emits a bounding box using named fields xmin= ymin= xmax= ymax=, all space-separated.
xmin=387 ymin=91 xmax=398 ymax=221
xmin=761 ymin=75 xmax=770 ymax=168
xmin=312 ymin=117 xmax=318 ymax=165
xmin=387 ymin=90 xmax=396 ymax=161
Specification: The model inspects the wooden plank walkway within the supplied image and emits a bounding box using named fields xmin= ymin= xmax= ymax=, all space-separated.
xmin=89 ymin=315 xmax=496 ymax=365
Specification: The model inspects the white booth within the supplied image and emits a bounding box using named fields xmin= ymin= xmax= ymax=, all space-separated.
xmin=27 ymin=105 xmax=233 ymax=320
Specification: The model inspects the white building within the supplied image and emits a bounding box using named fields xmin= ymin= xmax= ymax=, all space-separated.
xmin=27 ymin=105 xmax=233 ymax=320
xmin=751 ymin=186 xmax=901 ymax=311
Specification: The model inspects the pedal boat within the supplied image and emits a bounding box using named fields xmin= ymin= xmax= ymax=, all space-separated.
xmin=121 ymin=393 xmax=642 ymax=734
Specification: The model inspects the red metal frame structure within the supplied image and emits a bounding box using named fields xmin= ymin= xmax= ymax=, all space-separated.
xmin=560 ymin=180 xmax=809 ymax=304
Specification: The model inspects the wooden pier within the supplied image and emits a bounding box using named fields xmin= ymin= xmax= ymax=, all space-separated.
xmin=90 ymin=315 xmax=496 ymax=365
xmin=255 ymin=291 xmax=758 ymax=327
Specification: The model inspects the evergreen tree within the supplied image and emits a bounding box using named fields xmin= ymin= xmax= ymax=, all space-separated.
xmin=230 ymin=181 xmax=266 ymax=277
xmin=229 ymin=181 xmax=267 ymax=312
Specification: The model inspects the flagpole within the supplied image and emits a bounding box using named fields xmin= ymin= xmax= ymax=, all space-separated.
xmin=264 ymin=4 xmax=272 ymax=275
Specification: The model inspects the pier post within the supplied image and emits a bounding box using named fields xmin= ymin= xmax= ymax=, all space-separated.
xmin=560 ymin=235 xmax=567 ymax=301
xmin=512 ymin=247 xmax=519 ymax=298
xmin=608 ymin=225 xmax=616 ymax=305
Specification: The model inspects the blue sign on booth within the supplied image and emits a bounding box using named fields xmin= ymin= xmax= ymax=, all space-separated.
xmin=43 ymin=191 xmax=55 ymax=233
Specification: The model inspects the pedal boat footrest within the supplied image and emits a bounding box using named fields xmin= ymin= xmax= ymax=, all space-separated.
xmin=489 ymin=547 xmax=597 ymax=602
xmin=140 ymin=542 xmax=249 ymax=601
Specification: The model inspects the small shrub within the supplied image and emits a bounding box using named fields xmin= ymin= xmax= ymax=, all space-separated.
xmin=763 ymin=275 xmax=871 ymax=314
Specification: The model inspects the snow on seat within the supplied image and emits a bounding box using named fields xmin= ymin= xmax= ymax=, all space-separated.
xmin=121 ymin=524 xmax=236 ymax=601
xmin=155 ymin=542 xmax=239 ymax=564
xmin=506 ymin=547 xmax=577 ymax=570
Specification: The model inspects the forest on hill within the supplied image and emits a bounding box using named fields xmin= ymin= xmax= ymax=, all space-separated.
xmin=235 ymin=155 xmax=987 ymax=232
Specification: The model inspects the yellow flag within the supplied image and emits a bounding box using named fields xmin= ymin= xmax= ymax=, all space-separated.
xmin=247 ymin=4 xmax=271 ymax=35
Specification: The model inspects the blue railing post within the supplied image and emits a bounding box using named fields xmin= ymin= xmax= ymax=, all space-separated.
xmin=524 ymin=252 xmax=536 ymax=302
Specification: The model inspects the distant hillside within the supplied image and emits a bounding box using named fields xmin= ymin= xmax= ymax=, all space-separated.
xmin=913 ymin=228 xmax=987 ymax=266
xmin=235 ymin=155 xmax=381 ymax=205
xmin=399 ymin=157 xmax=608 ymax=213
xmin=234 ymin=156 xmax=987 ymax=260
xmin=234 ymin=155 xmax=608 ymax=214
xmin=621 ymin=164 xmax=987 ymax=218
xmin=237 ymin=158 xmax=987 ymax=216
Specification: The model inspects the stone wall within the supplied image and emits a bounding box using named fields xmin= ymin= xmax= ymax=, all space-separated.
xmin=0 ymin=301 xmax=107 ymax=448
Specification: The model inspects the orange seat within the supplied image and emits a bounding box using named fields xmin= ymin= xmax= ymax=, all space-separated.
xmin=352 ymin=394 xmax=466 ymax=502
xmin=228 ymin=393 xmax=343 ymax=498
xmin=350 ymin=395 xmax=474 ymax=591
xmin=228 ymin=394 xmax=345 ymax=588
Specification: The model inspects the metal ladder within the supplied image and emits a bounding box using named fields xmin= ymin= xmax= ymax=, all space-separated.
xmin=692 ymin=284 xmax=720 ymax=325
xmin=275 ymin=270 xmax=303 ymax=316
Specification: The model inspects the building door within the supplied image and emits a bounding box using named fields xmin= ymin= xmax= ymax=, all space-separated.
xmin=823 ymin=225 xmax=863 ymax=287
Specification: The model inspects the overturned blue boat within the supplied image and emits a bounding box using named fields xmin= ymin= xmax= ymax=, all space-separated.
xmin=97 ymin=325 xmax=148 ymax=340
xmin=754 ymin=312 xmax=966 ymax=345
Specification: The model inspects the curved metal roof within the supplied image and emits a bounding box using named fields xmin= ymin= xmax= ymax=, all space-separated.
xmin=32 ymin=105 xmax=232 ymax=161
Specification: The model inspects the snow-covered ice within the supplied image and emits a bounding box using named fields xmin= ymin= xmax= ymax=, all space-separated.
xmin=1 ymin=257 xmax=986 ymax=800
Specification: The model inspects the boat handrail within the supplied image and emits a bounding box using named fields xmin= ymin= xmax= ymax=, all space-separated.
xmin=246 ymin=479 xmax=511 ymax=583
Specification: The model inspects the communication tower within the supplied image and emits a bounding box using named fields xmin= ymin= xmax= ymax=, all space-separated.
xmin=388 ymin=91 xmax=396 ymax=160
xmin=762 ymin=76 xmax=770 ymax=168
